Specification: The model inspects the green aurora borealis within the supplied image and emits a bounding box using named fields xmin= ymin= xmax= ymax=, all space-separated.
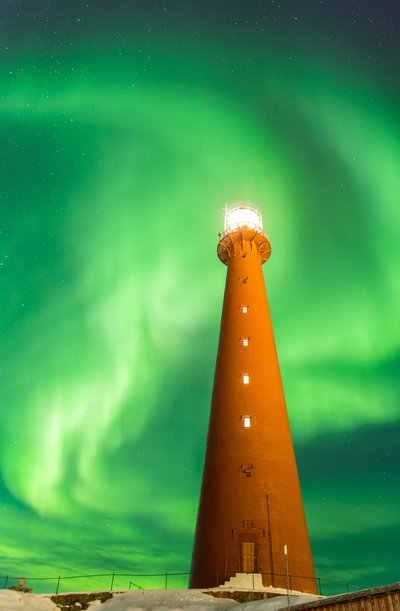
xmin=1 ymin=0 xmax=399 ymax=594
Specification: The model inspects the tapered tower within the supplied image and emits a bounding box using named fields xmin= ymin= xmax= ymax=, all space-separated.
xmin=190 ymin=204 xmax=316 ymax=593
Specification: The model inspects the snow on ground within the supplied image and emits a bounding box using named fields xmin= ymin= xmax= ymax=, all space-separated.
xmin=0 ymin=588 xmax=322 ymax=610
xmin=89 ymin=589 xmax=235 ymax=610
xmin=0 ymin=589 xmax=56 ymax=610
xmin=89 ymin=590 xmax=322 ymax=610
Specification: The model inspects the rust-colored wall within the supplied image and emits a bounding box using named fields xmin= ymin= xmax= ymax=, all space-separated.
xmin=291 ymin=583 xmax=400 ymax=610
xmin=299 ymin=593 xmax=400 ymax=610
xmin=190 ymin=227 xmax=316 ymax=593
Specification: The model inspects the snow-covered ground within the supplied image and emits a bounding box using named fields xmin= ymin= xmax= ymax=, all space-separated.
xmin=0 ymin=588 xmax=322 ymax=610
xmin=0 ymin=589 xmax=56 ymax=610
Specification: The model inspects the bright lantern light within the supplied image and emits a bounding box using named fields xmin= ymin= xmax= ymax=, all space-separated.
xmin=224 ymin=205 xmax=263 ymax=233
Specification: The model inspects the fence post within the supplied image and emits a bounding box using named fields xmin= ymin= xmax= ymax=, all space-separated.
xmin=56 ymin=576 xmax=61 ymax=594
xmin=318 ymin=577 xmax=322 ymax=595
xmin=3 ymin=575 xmax=9 ymax=589
xmin=110 ymin=572 xmax=115 ymax=591
xmin=164 ymin=572 xmax=168 ymax=590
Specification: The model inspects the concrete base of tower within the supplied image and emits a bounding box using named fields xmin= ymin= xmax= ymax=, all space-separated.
xmin=222 ymin=573 xmax=264 ymax=590
xmin=189 ymin=569 xmax=318 ymax=594
xmin=218 ymin=573 xmax=306 ymax=594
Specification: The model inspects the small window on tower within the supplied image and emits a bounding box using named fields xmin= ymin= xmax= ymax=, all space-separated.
xmin=243 ymin=374 xmax=250 ymax=385
xmin=242 ymin=338 xmax=249 ymax=347
xmin=243 ymin=416 xmax=252 ymax=428
xmin=242 ymin=305 xmax=248 ymax=314
xmin=240 ymin=277 xmax=248 ymax=284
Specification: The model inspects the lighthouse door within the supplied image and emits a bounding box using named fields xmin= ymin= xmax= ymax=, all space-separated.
xmin=241 ymin=541 xmax=257 ymax=573
xmin=233 ymin=526 xmax=262 ymax=574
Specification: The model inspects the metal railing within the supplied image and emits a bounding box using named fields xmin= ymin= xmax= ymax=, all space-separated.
xmin=1 ymin=570 xmax=359 ymax=596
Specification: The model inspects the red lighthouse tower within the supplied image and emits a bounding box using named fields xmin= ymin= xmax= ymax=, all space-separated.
xmin=190 ymin=204 xmax=316 ymax=593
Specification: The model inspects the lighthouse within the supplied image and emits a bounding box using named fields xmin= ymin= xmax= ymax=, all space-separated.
xmin=190 ymin=204 xmax=316 ymax=593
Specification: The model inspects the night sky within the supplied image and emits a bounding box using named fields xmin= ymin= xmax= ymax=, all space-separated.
xmin=1 ymin=0 xmax=399 ymax=595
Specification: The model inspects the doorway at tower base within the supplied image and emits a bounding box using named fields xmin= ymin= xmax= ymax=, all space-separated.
xmin=218 ymin=573 xmax=305 ymax=594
